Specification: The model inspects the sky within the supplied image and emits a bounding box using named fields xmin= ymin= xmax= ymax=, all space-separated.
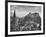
xmin=10 ymin=5 xmax=41 ymax=17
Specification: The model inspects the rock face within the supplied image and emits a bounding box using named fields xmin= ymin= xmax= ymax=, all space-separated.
xmin=10 ymin=12 xmax=41 ymax=32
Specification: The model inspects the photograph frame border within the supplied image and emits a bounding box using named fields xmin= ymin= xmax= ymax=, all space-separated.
xmin=5 ymin=0 xmax=45 ymax=36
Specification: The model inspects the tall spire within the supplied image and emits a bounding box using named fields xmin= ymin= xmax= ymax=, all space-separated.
xmin=13 ymin=10 xmax=16 ymax=18
xmin=13 ymin=10 xmax=16 ymax=24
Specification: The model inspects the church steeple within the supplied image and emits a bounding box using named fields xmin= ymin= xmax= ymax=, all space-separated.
xmin=13 ymin=10 xmax=16 ymax=18
xmin=13 ymin=10 xmax=16 ymax=24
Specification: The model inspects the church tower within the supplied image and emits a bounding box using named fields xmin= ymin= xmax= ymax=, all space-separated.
xmin=11 ymin=10 xmax=16 ymax=31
